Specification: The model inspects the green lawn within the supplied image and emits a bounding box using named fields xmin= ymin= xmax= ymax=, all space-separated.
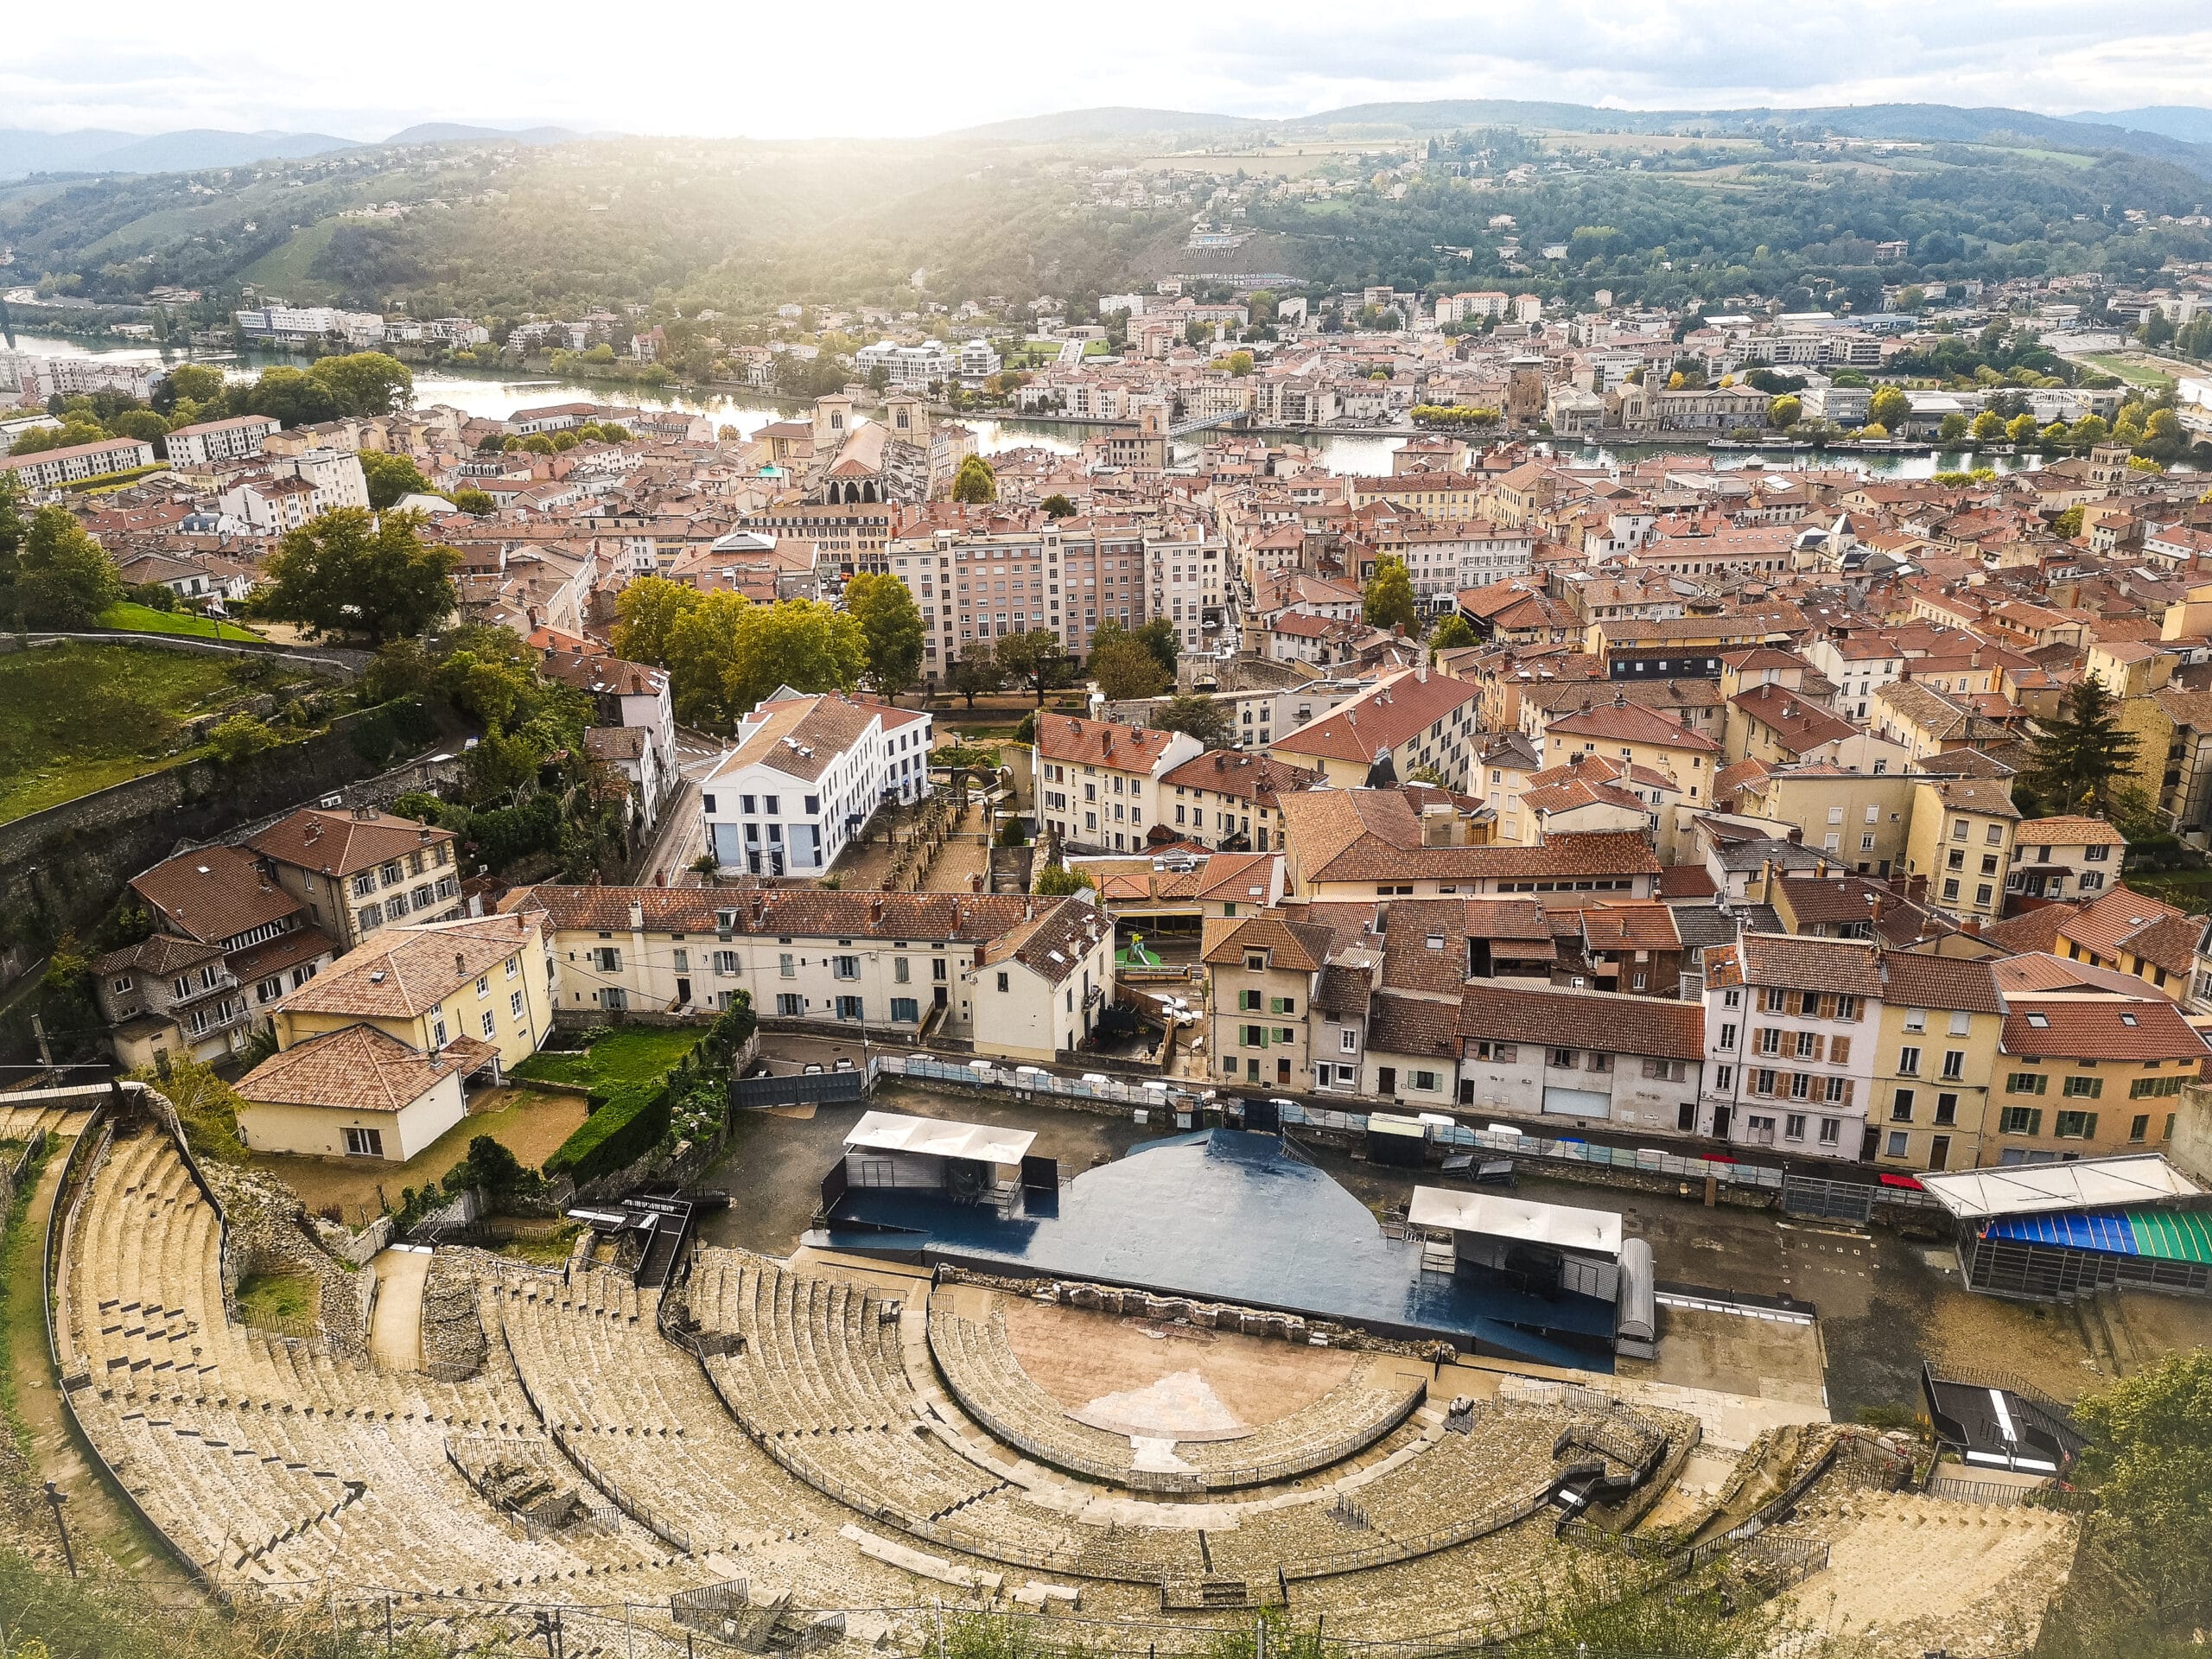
xmin=234 ymin=1271 xmax=318 ymax=1322
xmin=2074 ymin=353 xmax=2176 ymax=391
xmin=2120 ymin=868 xmax=2212 ymax=914
xmin=0 ymin=641 xmax=299 ymax=823
xmin=98 ymin=601 xmax=265 ymax=642
xmin=511 ymin=1026 xmax=704 ymax=1111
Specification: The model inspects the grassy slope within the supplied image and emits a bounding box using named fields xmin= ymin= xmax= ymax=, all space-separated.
xmin=510 ymin=1027 xmax=703 ymax=1111
xmin=235 ymin=218 xmax=342 ymax=303
xmin=97 ymin=602 xmax=264 ymax=642
xmin=0 ymin=641 xmax=265 ymax=823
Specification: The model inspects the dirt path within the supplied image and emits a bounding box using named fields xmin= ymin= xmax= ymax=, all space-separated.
xmin=3 ymin=1135 xmax=175 ymax=1576
xmin=365 ymin=1245 xmax=430 ymax=1370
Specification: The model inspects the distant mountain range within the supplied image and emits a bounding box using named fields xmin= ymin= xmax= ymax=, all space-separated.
xmin=952 ymin=98 xmax=2212 ymax=180
xmin=2069 ymin=106 xmax=2212 ymax=146
xmin=0 ymin=122 xmax=591 ymax=179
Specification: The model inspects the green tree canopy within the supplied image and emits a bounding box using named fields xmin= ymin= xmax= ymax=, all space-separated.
xmin=2072 ymin=1350 xmax=2212 ymax=1629
xmin=613 ymin=578 xmax=863 ymax=728
xmin=1033 ymin=862 xmax=1095 ymax=898
xmin=1040 ymin=493 xmax=1076 ymax=518
xmin=1363 ymin=556 xmax=1417 ymax=634
xmin=842 ymin=570 xmax=925 ymax=699
xmin=1970 ymin=408 xmax=2006 ymax=443
xmin=0 ymin=480 xmax=124 ymax=626
xmin=1153 ymin=693 xmax=1235 ymax=749
xmin=2026 ymin=677 xmax=2139 ymax=812
xmin=304 ymin=351 xmax=414 ymax=416
xmin=995 ymin=627 xmax=1069 ymax=706
xmin=359 ymin=449 xmax=435 ymax=511
xmin=1428 ymin=614 xmax=1478 ymax=657
xmin=1089 ymin=632 xmax=1170 ymax=701
xmin=452 ymin=487 xmax=495 ymax=515
xmin=948 ymin=637 xmax=1001 ymax=707
xmin=1867 ymin=385 xmax=1913 ymax=430
xmin=1766 ymin=394 xmax=1802 ymax=429
xmin=950 ymin=454 xmax=997 ymax=503
xmin=257 ymin=507 xmax=459 ymax=645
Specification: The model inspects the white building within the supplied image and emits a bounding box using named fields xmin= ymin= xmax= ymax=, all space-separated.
xmin=163 ymin=415 xmax=282 ymax=468
xmin=1 ymin=353 xmax=161 ymax=403
xmin=235 ymin=306 xmax=387 ymax=347
xmin=698 ymin=690 xmax=933 ymax=876
xmin=0 ymin=435 xmax=156 ymax=493
xmin=1699 ymin=933 xmax=1880 ymax=1163
xmin=513 ymin=886 xmax=1115 ymax=1060
xmin=957 ymin=338 xmax=1003 ymax=379
xmin=855 ymin=340 xmax=957 ymax=390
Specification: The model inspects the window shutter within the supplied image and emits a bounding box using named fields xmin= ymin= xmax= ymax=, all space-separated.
xmin=1841 ymin=1079 xmax=1855 ymax=1106
xmin=1818 ymin=994 xmax=1836 ymax=1019
xmin=1829 ymin=1035 xmax=1851 ymax=1065
xmin=1809 ymin=1035 xmax=1826 ymax=1062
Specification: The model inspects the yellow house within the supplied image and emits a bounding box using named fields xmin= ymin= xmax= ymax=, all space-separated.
xmin=273 ymin=912 xmax=555 ymax=1070
xmin=1538 ymin=695 xmax=1723 ymax=806
xmin=1904 ymin=779 xmax=2018 ymax=925
xmin=1868 ymin=954 xmax=2005 ymax=1172
xmin=1726 ymin=768 xmax=1918 ymax=877
xmin=1989 ymin=994 xmax=2202 ymax=1164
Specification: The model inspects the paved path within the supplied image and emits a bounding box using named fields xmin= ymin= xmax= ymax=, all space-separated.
xmin=365 ymin=1245 xmax=432 ymax=1371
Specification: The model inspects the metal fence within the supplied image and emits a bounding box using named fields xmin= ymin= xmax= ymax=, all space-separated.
xmin=732 ymin=1069 xmax=870 ymax=1110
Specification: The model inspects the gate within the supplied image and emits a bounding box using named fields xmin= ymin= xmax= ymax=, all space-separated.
xmin=1781 ymin=1173 xmax=1874 ymax=1225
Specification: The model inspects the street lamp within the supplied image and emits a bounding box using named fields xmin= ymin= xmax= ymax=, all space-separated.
xmin=42 ymin=1480 xmax=74 ymax=1577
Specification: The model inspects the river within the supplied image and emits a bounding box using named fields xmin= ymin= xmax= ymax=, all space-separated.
xmin=6 ymin=330 xmax=2051 ymax=480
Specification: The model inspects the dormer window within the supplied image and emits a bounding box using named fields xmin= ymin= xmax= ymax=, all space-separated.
xmin=1245 ymin=951 xmax=1268 ymax=972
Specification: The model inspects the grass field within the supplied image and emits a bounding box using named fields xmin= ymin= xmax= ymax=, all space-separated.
xmin=511 ymin=1027 xmax=704 ymax=1112
xmin=0 ymin=640 xmax=287 ymax=823
xmin=2074 ymin=353 xmax=2176 ymax=390
xmin=98 ymin=601 xmax=265 ymax=642
xmin=234 ymin=1271 xmax=318 ymax=1322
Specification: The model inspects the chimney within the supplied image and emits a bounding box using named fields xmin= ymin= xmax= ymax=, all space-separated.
xmin=454 ymin=951 xmax=466 ymax=975
xmin=1961 ymin=918 xmax=1982 ymax=938
xmin=628 ymin=900 xmax=645 ymax=931
xmin=353 ymin=802 xmax=375 ymax=821
xmin=417 ymin=826 xmax=431 ymax=843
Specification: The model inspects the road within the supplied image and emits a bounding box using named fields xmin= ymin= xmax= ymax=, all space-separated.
xmin=632 ymin=727 xmax=724 ymax=887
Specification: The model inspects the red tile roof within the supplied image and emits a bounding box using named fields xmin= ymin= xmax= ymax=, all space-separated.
xmin=2001 ymin=997 xmax=2210 ymax=1061
xmin=1456 ymin=981 xmax=1705 ymax=1058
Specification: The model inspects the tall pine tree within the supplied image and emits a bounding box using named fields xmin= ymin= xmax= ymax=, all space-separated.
xmin=2027 ymin=678 xmax=2139 ymax=812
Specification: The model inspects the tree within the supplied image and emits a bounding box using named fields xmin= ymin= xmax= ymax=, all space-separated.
xmin=1970 ymin=408 xmax=2006 ymax=443
xmin=2069 ymin=414 xmax=2109 ymax=449
xmin=951 ymin=454 xmax=997 ymax=504
xmin=1363 ymin=556 xmax=1417 ymax=634
xmin=843 ymin=571 xmax=925 ymax=700
xmin=304 ymin=351 xmax=414 ymax=416
xmin=452 ymin=487 xmax=495 ymax=515
xmin=155 ymin=362 xmax=226 ymax=414
xmin=359 ymin=449 xmax=434 ymax=511
xmin=1766 ymin=394 xmax=1802 ymax=429
xmin=2072 ymin=1351 xmax=2212 ymax=1628
xmin=1224 ymin=350 xmax=1254 ymax=375
xmin=2052 ymin=504 xmax=2084 ymax=539
xmin=0 ymin=493 xmax=124 ymax=627
xmin=948 ymin=638 xmax=1001 ymax=707
xmin=1153 ymin=693 xmax=1235 ymax=749
xmin=2026 ymin=678 xmax=2139 ymax=812
xmin=1428 ymin=614 xmax=1477 ymax=657
xmin=257 ymin=508 xmax=459 ymax=645
xmin=2141 ymin=408 xmax=2188 ymax=462
xmin=1867 ymin=385 xmax=1912 ymax=430
xmin=1034 ymin=862 xmax=1095 ymax=898
xmin=239 ymin=365 xmax=340 ymax=429
xmin=2005 ymin=411 xmax=2040 ymax=445
xmin=1127 ymin=617 xmax=1179 ymax=677
xmin=994 ymin=627 xmax=1067 ymax=706
xmin=207 ymin=714 xmax=281 ymax=763
xmin=1090 ymin=632 xmax=1170 ymax=700
xmin=11 ymin=418 xmax=109 ymax=454
xmin=110 ymin=408 xmax=169 ymax=448
xmin=1937 ymin=411 xmax=1969 ymax=443
xmin=1040 ymin=493 xmax=1076 ymax=518
xmin=724 ymin=598 xmax=866 ymax=716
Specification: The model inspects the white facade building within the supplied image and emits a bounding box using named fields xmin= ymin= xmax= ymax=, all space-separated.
xmin=698 ymin=690 xmax=933 ymax=875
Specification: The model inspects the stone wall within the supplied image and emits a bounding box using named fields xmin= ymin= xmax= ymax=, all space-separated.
xmin=2171 ymin=1081 xmax=2212 ymax=1185
xmin=0 ymin=715 xmax=463 ymax=1005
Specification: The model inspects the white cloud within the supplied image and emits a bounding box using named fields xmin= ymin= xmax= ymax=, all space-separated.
xmin=4 ymin=1 xmax=2210 ymax=140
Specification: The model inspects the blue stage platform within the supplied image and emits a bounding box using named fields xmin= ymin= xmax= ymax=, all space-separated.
xmin=821 ymin=1128 xmax=1617 ymax=1371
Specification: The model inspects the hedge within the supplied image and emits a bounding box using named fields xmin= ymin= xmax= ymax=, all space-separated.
xmin=543 ymin=1085 xmax=672 ymax=1183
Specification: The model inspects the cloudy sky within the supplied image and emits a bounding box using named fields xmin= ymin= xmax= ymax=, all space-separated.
xmin=8 ymin=1 xmax=2212 ymax=139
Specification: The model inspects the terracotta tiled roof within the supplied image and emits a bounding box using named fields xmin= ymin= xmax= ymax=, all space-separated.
xmin=510 ymin=884 xmax=1090 ymax=952
xmin=1733 ymin=933 xmax=1885 ymax=997
xmin=2120 ymin=912 xmax=2202 ymax=977
xmin=1036 ymin=714 xmax=1190 ymax=772
xmin=1456 ymin=981 xmax=1705 ymax=1058
xmin=1278 ymin=790 xmax=1659 ymax=885
xmin=278 ymin=915 xmax=540 ymax=1020
xmin=2001 ymin=998 xmax=2211 ymax=1061
xmin=248 ymin=808 xmax=454 ymax=880
xmin=1314 ymin=963 xmax=1373 ymax=1017
xmin=131 ymin=844 xmax=302 ymax=945
xmin=1160 ymin=750 xmax=1324 ymax=807
xmin=1199 ymin=912 xmax=1334 ymax=972
xmin=238 ymin=1022 xmax=460 ymax=1113
xmin=1727 ymin=683 xmax=1858 ymax=754
xmin=705 ymin=691 xmax=877 ymax=785
xmin=1878 ymin=952 xmax=2003 ymax=1014
xmin=1268 ymin=670 xmax=1480 ymax=765
xmin=1992 ymin=951 xmax=2174 ymax=999
xmin=1365 ymin=992 xmax=1463 ymax=1059
xmin=1544 ymin=698 xmax=1721 ymax=753
xmin=1577 ymin=902 xmax=1681 ymax=954
xmin=92 ymin=933 xmax=225 ymax=977
xmin=1379 ymin=899 xmax=1471 ymax=996
xmin=226 ymin=927 xmax=333 ymax=984
xmin=1657 ymin=865 xmax=1719 ymax=899
xmin=2058 ymin=886 xmax=2189 ymax=963
xmin=2016 ymin=817 xmax=2129 ymax=849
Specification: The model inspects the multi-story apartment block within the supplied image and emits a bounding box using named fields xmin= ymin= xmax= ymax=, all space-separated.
xmin=1868 ymin=954 xmax=2005 ymax=1173
xmin=1268 ymin=668 xmax=1485 ymax=791
xmin=91 ymin=935 xmax=254 ymax=1071
xmin=0 ymin=436 xmax=156 ymax=493
xmin=1904 ymin=779 xmax=2018 ymax=925
xmin=699 ymin=690 xmax=932 ymax=876
xmin=1203 ymin=912 xmax=1333 ymax=1089
xmin=1033 ymin=716 xmax=1204 ymax=855
xmin=162 ymin=415 xmax=281 ymax=469
xmin=1700 ymin=934 xmax=1880 ymax=1161
xmin=1991 ymin=986 xmax=2206 ymax=1164
xmin=513 ymin=887 xmax=1114 ymax=1063
xmin=246 ymin=807 xmax=464 ymax=952
xmin=2007 ymin=817 xmax=2126 ymax=903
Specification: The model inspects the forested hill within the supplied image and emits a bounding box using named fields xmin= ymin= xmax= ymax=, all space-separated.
xmin=4 ymin=101 xmax=2210 ymax=333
